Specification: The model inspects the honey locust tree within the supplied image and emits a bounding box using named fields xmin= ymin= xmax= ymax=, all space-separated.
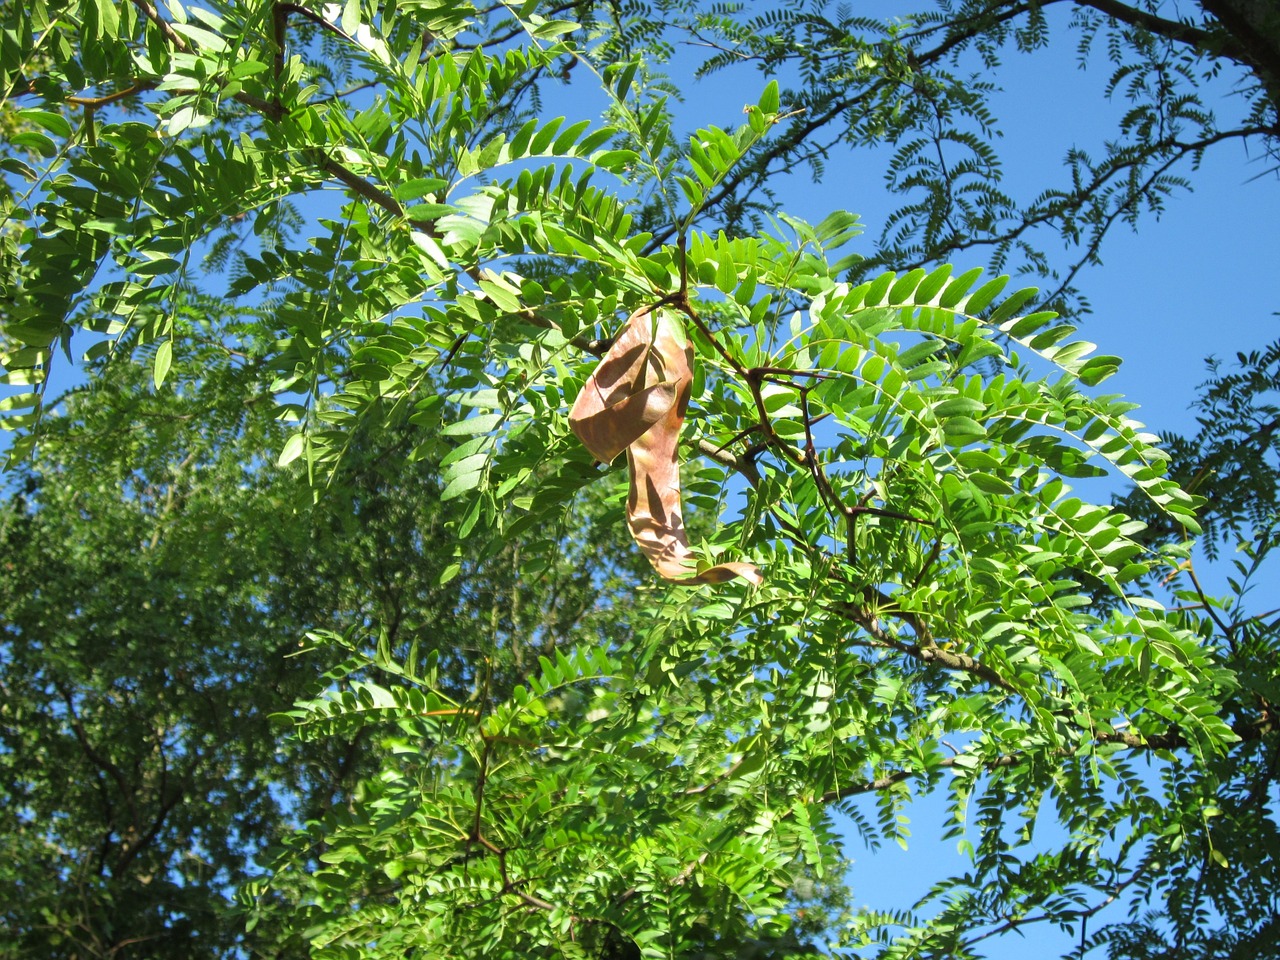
xmin=617 ymin=3 xmax=1280 ymax=954
xmin=1 ymin=1 xmax=1274 ymax=959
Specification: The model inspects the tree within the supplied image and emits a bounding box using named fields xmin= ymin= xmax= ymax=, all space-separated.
xmin=0 ymin=307 xmax=641 ymax=957
xmin=1 ymin=1 xmax=1276 ymax=958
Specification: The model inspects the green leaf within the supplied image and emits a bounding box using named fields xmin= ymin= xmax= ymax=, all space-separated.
xmin=395 ymin=177 xmax=449 ymax=200
xmin=10 ymin=131 xmax=57 ymax=157
xmin=942 ymin=416 xmax=986 ymax=442
xmin=914 ymin=265 xmax=952 ymax=304
xmin=278 ymin=433 xmax=306 ymax=467
xmin=935 ymin=396 xmax=986 ymax=417
xmin=898 ymin=339 xmax=945 ymax=366
xmin=888 ymin=268 xmax=925 ymax=305
xmin=169 ymin=21 xmax=229 ymax=51
xmin=403 ymin=203 xmax=457 ymax=221
xmin=864 ymin=271 xmax=895 ymax=306
xmin=341 ymin=0 xmax=360 ymax=36
xmin=441 ymin=414 xmax=503 ymax=436
xmin=715 ymin=257 xmax=736 ymax=294
xmin=987 ymin=287 xmax=1039 ymax=324
xmin=610 ymin=60 xmax=639 ymax=100
xmin=1078 ymin=355 xmax=1123 ymax=385
xmin=529 ymin=17 xmax=578 ymax=39
xmin=758 ymin=80 xmax=780 ymax=115
xmin=964 ymin=276 xmax=1010 ymax=315
xmin=551 ymin=118 xmax=592 ymax=155
xmin=152 ymin=339 xmax=173 ymax=389
xmin=132 ymin=258 xmax=182 ymax=277
xmin=95 ymin=0 xmax=120 ymax=37
xmin=19 ymin=108 xmax=73 ymax=138
xmin=441 ymin=466 xmax=486 ymax=500
xmin=939 ymin=267 xmax=984 ymax=308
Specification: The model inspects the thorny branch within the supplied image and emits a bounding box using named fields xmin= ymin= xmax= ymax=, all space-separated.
xmin=459 ymin=738 xmax=562 ymax=915
xmin=643 ymin=279 xmax=1012 ymax=695
xmin=958 ymin=844 xmax=1158 ymax=951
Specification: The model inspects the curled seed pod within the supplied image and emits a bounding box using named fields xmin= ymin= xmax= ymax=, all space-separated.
xmin=570 ymin=305 xmax=762 ymax=585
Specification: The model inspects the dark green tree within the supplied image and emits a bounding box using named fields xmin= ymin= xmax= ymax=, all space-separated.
xmin=0 ymin=304 xmax=639 ymax=957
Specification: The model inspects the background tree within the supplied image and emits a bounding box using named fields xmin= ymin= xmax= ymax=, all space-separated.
xmin=0 ymin=303 xmax=640 ymax=957
xmin=1 ymin=1 xmax=1276 ymax=959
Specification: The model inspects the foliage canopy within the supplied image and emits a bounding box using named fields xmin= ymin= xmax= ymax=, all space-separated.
xmin=2 ymin=0 xmax=1277 ymax=958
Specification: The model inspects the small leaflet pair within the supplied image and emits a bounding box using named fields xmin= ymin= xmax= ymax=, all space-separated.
xmin=569 ymin=306 xmax=763 ymax=585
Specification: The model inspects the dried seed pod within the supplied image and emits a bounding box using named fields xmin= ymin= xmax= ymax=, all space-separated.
xmin=571 ymin=306 xmax=762 ymax=585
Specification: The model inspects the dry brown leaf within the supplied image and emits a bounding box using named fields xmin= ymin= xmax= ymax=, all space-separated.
xmin=570 ymin=306 xmax=763 ymax=585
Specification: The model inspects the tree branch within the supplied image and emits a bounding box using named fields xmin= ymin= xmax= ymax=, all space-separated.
xmin=1199 ymin=0 xmax=1280 ymax=109
xmin=1075 ymin=0 xmax=1243 ymax=58
xmin=56 ymin=683 xmax=141 ymax=836
xmin=822 ymin=705 xmax=1276 ymax=803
